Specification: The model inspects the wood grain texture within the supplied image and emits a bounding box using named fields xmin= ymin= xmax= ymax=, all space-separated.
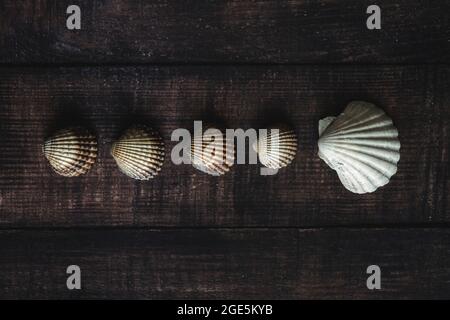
xmin=0 ymin=0 xmax=449 ymax=64
xmin=436 ymin=67 xmax=450 ymax=222
xmin=0 ymin=228 xmax=449 ymax=299
xmin=0 ymin=65 xmax=448 ymax=227
xmin=0 ymin=0 xmax=448 ymax=301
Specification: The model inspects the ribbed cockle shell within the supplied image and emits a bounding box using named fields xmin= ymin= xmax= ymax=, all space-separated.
xmin=111 ymin=125 xmax=165 ymax=180
xmin=43 ymin=127 xmax=97 ymax=177
xmin=253 ymin=125 xmax=298 ymax=169
xmin=190 ymin=126 xmax=234 ymax=176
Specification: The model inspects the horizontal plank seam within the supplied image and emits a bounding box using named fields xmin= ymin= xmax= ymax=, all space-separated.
xmin=2 ymin=223 xmax=450 ymax=232
xmin=0 ymin=62 xmax=450 ymax=69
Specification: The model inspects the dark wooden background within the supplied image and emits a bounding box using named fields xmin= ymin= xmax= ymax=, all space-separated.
xmin=0 ymin=0 xmax=449 ymax=299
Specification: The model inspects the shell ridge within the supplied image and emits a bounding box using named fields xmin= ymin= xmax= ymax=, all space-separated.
xmin=321 ymin=142 xmax=400 ymax=163
xmin=332 ymin=154 xmax=384 ymax=193
xmin=323 ymin=101 xmax=383 ymax=136
xmin=323 ymin=145 xmax=398 ymax=179
xmin=323 ymin=118 xmax=394 ymax=138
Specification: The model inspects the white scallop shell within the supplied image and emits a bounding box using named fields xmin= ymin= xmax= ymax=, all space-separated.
xmin=318 ymin=101 xmax=400 ymax=194
xmin=253 ymin=126 xmax=297 ymax=169
xmin=190 ymin=126 xmax=234 ymax=176
xmin=43 ymin=127 xmax=97 ymax=177
xmin=111 ymin=125 xmax=165 ymax=180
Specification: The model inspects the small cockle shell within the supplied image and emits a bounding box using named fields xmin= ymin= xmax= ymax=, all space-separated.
xmin=111 ymin=125 xmax=165 ymax=180
xmin=253 ymin=125 xmax=298 ymax=169
xmin=318 ymin=101 xmax=401 ymax=194
xmin=43 ymin=127 xmax=97 ymax=177
xmin=190 ymin=126 xmax=235 ymax=176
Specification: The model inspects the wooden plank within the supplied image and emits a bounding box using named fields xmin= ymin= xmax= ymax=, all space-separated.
xmin=0 ymin=228 xmax=449 ymax=299
xmin=435 ymin=67 xmax=450 ymax=222
xmin=0 ymin=65 xmax=448 ymax=227
xmin=0 ymin=0 xmax=448 ymax=64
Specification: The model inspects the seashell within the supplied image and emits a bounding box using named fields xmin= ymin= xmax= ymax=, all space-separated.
xmin=43 ymin=127 xmax=97 ymax=177
xmin=253 ymin=125 xmax=298 ymax=169
xmin=190 ymin=125 xmax=234 ymax=176
xmin=111 ymin=125 xmax=165 ymax=180
xmin=318 ymin=101 xmax=401 ymax=194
